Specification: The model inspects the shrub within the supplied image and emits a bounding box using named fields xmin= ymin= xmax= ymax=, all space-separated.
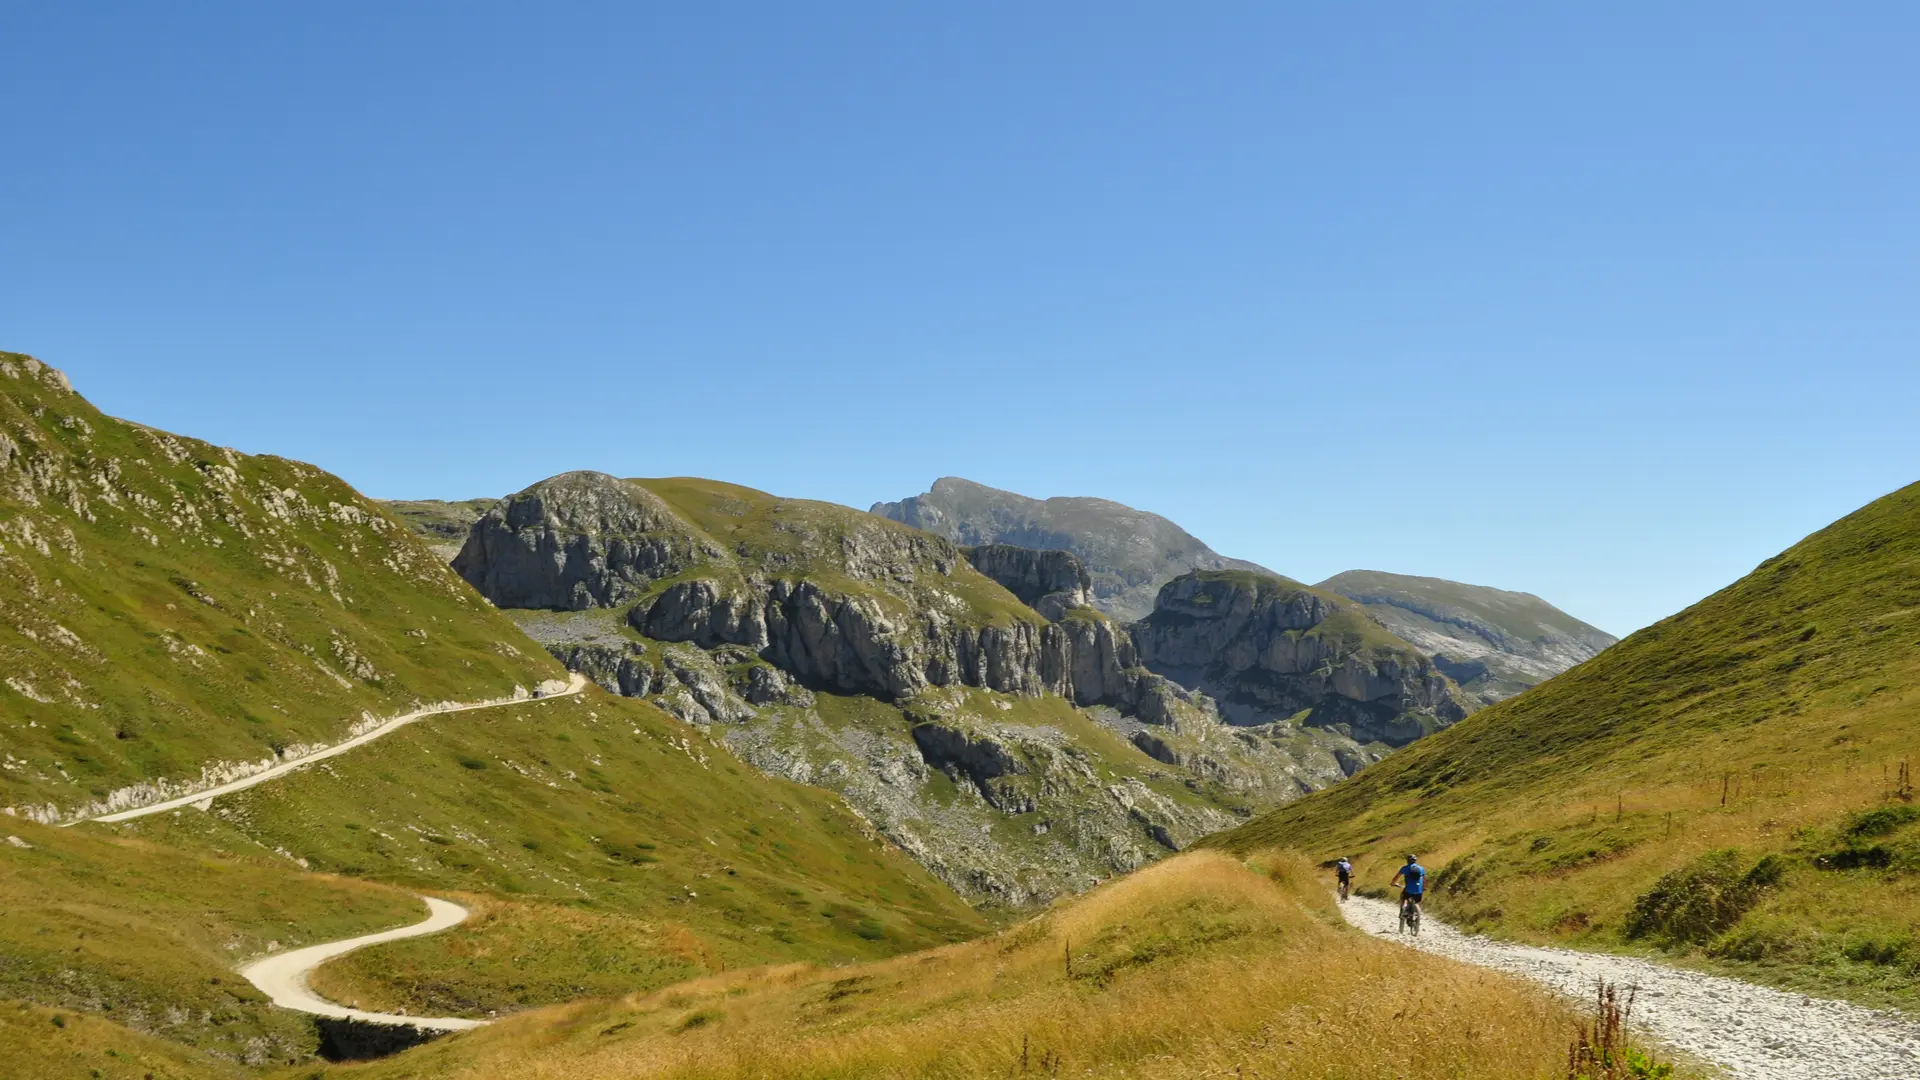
xmin=1624 ymin=850 xmax=1780 ymax=946
xmin=1846 ymin=804 xmax=1920 ymax=838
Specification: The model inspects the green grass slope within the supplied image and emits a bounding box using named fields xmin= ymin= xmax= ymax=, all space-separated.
xmin=0 ymin=353 xmax=561 ymax=821
xmin=1210 ymin=481 xmax=1920 ymax=1008
xmin=0 ymin=1000 xmax=248 ymax=1080
xmin=119 ymin=685 xmax=988 ymax=1019
xmin=0 ymin=816 xmax=422 ymax=1065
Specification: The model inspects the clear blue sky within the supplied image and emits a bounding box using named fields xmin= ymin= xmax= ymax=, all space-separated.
xmin=4 ymin=4 xmax=1915 ymax=637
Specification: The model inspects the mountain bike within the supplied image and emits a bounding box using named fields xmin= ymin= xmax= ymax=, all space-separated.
xmin=1399 ymin=895 xmax=1422 ymax=935
xmin=1337 ymin=877 xmax=1350 ymax=903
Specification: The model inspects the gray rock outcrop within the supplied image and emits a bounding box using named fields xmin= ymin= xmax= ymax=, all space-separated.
xmin=1133 ymin=571 xmax=1468 ymax=745
xmin=873 ymin=477 xmax=1277 ymax=621
xmin=452 ymin=472 xmax=712 ymax=610
xmin=962 ymin=544 xmax=1092 ymax=621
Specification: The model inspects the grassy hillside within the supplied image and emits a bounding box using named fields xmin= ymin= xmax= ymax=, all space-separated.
xmin=0 ymin=815 xmax=422 ymax=1065
xmin=0 ymin=354 xmax=993 ymax=1069
xmin=1212 ymin=481 xmax=1920 ymax=1008
xmin=0 ymin=1000 xmax=246 ymax=1080
xmin=0 ymin=353 xmax=560 ymax=821
xmin=119 ymin=685 xmax=988 ymax=1020
xmin=294 ymin=851 xmax=1655 ymax=1080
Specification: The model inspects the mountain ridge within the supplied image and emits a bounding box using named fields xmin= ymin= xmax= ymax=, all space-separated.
xmin=1317 ymin=568 xmax=1617 ymax=702
xmin=453 ymin=470 xmax=1469 ymax=904
xmin=870 ymin=476 xmax=1276 ymax=621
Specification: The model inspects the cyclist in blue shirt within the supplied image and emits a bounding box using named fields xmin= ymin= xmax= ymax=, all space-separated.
xmin=1391 ymin=854 xmax=1427 ymax=915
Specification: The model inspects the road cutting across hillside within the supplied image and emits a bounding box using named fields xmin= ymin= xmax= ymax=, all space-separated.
xmin=239 ymin=896 xmax=484 ymax=1031
xmin=1339 ymin=894 xmax=1920 ymax=1080
xmin=73 ymin=672 xmax=588 ymax=825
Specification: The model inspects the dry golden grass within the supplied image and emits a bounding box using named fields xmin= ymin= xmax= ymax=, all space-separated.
xmin=313 ymin=851 xmax=1640 ymax=1080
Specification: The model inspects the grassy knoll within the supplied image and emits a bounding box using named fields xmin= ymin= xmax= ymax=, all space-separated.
xmin=1210 ymin=481 xmax=1920 ymax=1009
xmin=0 ymin=353 xmax=560 ymax=820
xmin=119 ymin=686 xmax=990 ymax=1019
xmin=295 ymin=851 xmax=1678 ymax=1080
xmin=0 ymin=1000 xmax=246 ymax=1080
xmin=0 ymin=816 xmax=421 ymax=1064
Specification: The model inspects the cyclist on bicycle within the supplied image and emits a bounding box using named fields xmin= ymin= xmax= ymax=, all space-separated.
xmin=1391 ymin=854 xmax=1426 ymax=915
xmin=1333 ymin=857 xmax=1353 ymax=899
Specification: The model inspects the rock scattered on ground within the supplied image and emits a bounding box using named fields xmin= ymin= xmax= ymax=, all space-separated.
xmin=1338 ymin=894 xmax=1920 ymax=1080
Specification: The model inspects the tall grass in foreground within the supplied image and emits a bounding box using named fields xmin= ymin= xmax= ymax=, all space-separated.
xmin=318 ymin=852 xmax=1698 ymax=1080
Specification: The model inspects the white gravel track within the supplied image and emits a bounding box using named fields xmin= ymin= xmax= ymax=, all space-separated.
xmin=238 ymin=896 xmax=484 ymax=1031
xmin=1338 ymin=895 xmax=1920 ymax=1079
xmin=76 ymin=672 xmax=587 ymax=824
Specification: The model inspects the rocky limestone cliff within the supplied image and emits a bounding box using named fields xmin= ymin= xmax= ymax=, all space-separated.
xmin=466 ymin=475 xmax=1357 ymax=905
xmin=1134 ymin=570 xmax=1468 ymax=745
xmin=1318 ymin=570 xmax=1617 ymax=703
xmin=453 ymin=472 xmax=716 ymax=610
xmin=962 ymin=544 xmax=1091 ymax=621
xmin=459 ymin=474 xmax=1201 ymax=718
xmin=872 ymin=477 xmax=1276 ymax=621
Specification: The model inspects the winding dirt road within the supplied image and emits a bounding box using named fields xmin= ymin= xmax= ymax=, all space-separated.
xmin=1339 ymin=895 xmax=1920 ymax=1079
xmin=79 ymin=672 xmax=587 ymax=824
xmin=238 ymin=896 xmax=484 ymax=1031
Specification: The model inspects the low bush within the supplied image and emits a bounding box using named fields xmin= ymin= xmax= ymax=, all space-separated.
xmin=1846 ymin=805 xmax=1920 ymax=838
xmin=1625 ymin=851 xmax=1782 ymax=946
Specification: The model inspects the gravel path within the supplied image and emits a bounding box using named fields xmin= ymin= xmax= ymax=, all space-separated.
xmin=77 ymin=673 xmax=587 ymax=824
xmin=238 ymin=896 xmax=484 ymax=1031
xmin=1338 ymin=895 xmax=1920 ymax=1079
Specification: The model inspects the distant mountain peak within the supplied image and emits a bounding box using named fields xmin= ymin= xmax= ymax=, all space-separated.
xmin=1317 ymin=569 xmax=1617 ymax=702
xmin=871 ymin=476 xmax=1274 ymax=621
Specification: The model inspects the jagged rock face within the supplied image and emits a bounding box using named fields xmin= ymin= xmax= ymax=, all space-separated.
xmin=1134 ymin=571 xmax=1468 ymax=745
xmin=629 ymin=576 xmax=1056 ymax=699
xmin=963 ymin=544 xmax=1092 ymax=621
xmin=459 ymin=475 xmax=1232 ymax=721
xmin=550 ymin=640 xmax=659 ymax=698
xmin=452 ymin=472 xmax=710 ymax=610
